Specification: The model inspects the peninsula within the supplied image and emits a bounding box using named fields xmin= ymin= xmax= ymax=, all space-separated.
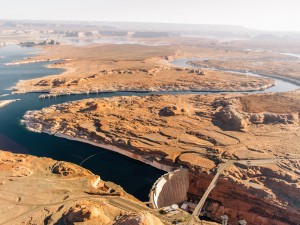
xmin=10 ymin=44 xmax=275 ymax=98
xmin=0 ymin=99 xmax=20 ymax=108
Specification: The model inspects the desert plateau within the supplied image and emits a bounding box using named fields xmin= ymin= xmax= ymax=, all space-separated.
xmin=10 ymin=44 xmax=276 ymax=98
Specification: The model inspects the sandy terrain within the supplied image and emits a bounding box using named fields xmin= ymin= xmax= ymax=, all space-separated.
xmin=0 ymin=150 xmax=205 ymax=225
xmin=10 ymin=44 xmax=274 ymax=97
xmin=21 ymin=91 xmax=300 ymax=224
xmin=0 ymin=99 xmax=20 ymax=108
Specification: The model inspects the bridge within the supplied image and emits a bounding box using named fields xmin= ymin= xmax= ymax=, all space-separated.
xmin=186 ymin=161 xmax=232 ymax=225
xmin=186 ymin=158 xmax=300 ymax=225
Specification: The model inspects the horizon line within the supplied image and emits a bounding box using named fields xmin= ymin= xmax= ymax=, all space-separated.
xmin=1 ymin=18 xmax=300 ymax=33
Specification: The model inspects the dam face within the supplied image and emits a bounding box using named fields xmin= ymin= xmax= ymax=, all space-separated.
xmin=149 ymin=168 xmax=189 ymax=208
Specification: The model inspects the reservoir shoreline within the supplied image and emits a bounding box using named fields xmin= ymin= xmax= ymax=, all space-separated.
xmin=21 ymin=116 xmax=177 ymax=172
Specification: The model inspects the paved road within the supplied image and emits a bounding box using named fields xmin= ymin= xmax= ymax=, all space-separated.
xmin=186 ymin=161 xmax=232 ymax=225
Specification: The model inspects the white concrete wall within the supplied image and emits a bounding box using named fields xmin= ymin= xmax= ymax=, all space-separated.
xmin=150 ymin=168 xmax=189 ymax=208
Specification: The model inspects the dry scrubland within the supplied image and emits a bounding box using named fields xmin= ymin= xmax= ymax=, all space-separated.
xmin=23 ymin=90 xmax=300 ymax=224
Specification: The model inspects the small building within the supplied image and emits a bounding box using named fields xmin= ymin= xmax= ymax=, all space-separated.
xmin=181 ymin=203 xmax=188 ymax=211
xmin=239 ymin=220 xmax=247 ymax=225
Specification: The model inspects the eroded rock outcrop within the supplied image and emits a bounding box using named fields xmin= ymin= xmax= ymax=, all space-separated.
xmin=52 ymin=161 xmax=93 ymax=177
xmin=214 ymin=100 xmax=249 ymax=131
xmin=114 ymin=212 xmax=164 ymax=225
xmin=61 ymin=201 xmax=113 ymax=225
xmin=213 ymin=92 xmax=300 ymax=131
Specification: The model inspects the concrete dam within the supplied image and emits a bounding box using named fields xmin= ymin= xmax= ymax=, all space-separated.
xmin=149 ymin=168 xmax=189 ymax=208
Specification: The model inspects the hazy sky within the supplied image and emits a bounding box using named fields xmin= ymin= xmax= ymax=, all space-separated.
xmin=0 ymin=0 xmax=299 ymax=31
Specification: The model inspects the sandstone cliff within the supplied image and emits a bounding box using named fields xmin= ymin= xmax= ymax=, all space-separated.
xmin=214 ymin=91 xmax=300 ymax=131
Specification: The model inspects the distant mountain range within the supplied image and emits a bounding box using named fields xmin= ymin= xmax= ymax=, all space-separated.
xmin=1 ymin=19 xmax=299 ymax=40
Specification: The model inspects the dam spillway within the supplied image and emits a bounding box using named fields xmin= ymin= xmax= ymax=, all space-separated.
xmin=149 ymin=168 xmax=189 ymax=208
